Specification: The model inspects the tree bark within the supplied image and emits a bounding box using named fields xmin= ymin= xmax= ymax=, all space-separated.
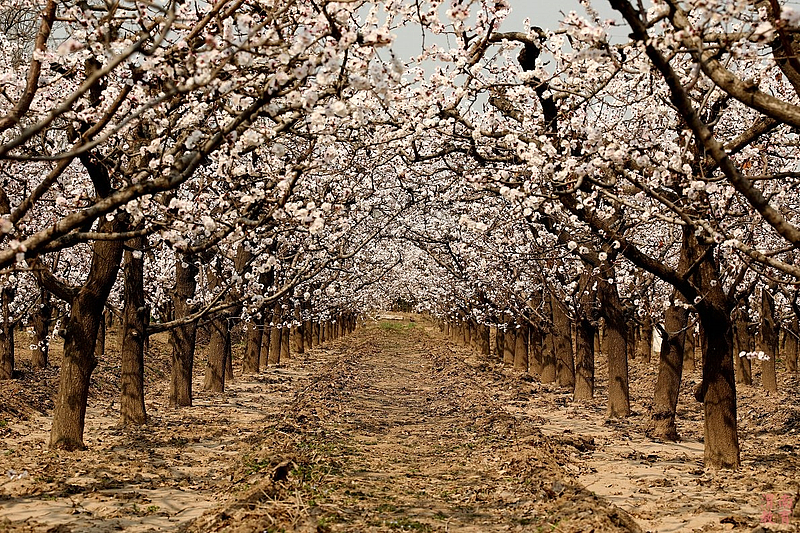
xmin=760 ymin=288 xmax=778 ymax=392
xmin=697 ymin=303 xmax=740 ymax=469
xmin=225 ymin=332 xmax=234 ymax=382
xmin=50 ymin=225 xmax=124 ymax=449
xmin=30 ymin=287 xmax=53 ymax=370
xmin=203 ymin=315 xmax=229 ymax=393
xmin=477 ymin=323 xmax=491 ymax=357
xmin=292 ymin=308 xmax=305 ymax=355
xmin=120 ymin=236 xmax=147 ymax=426
xmin=303 ymin=303 xmax=314 ymax=350
xmin=540 ymin=324 xmax=557 ymax=383
xmin=203 ymin=260 xmax=232 ymax=392
xmin=169 ymin=257 xmax=199 ymax=408
xmin=574 ymin=316 xmax=595 ymax=401
xmin=683 ymin=318 xmax=696 ymax=373
xmin=281 ymin=326 xmax=290 ymax=360
xmin=494 ymin=327 xmax=503 ymax=360
xmin=242 ymin=319 xmax=262 ymax=374
xmin=0 ymin=286 xmax=15 ymax=380
xmin=552 ymin=294 xmax=575 ymax=389
xmin=786 ymin=315 xmax=799 ymax=373
xmin=95 ymin=311 xmax=106 ymax=358
xmin=514 ymin=321 xmax=529 ymax=372
xmin=502 ymin=325 xmax=515 ymax=366
xmin=733 ymin=308 xmax=753 ymax=385
xmin=637 ymin=315 xmax=653 ymax=362
xmin=268 ymin=304 xmax=282 ymax=366
xmin=529 ymin=324 xmax=543 ymax=376
xmin=692 ymin=237 xmax=740 ymax=469
xmin=260 ymin=326 xmax=271 ymax=368
xmin=650 ymin=295 xmax=688 ymax=441
xmin=598 ymin=276 xmax=631 ymax=418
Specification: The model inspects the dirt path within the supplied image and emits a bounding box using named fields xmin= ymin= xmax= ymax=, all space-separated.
xmin=182 ymin=321 xmax=638 ymax=533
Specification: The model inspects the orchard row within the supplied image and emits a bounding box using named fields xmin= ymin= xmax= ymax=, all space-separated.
xmin=1 ymin=0 xmax=799 ymax=469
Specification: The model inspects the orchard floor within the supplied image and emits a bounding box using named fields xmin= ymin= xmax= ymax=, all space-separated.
xmin=0 ymin=317 xmax=797 ymax=533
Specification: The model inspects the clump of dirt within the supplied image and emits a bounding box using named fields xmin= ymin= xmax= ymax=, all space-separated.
xmin=0 ymin=365 xmax=58 ymax=425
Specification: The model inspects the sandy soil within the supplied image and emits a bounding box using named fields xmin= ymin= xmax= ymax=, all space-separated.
xmin=491 ymin=345 xmax=800 ymax=533
xmin=0 ymin=318 xmax=797 ymax=532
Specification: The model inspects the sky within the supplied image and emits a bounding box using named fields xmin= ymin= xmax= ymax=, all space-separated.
xmin=502 ymin=0 xmax=618 ymax=33
xmin=390 ymin=0 xmax=623 ymax=60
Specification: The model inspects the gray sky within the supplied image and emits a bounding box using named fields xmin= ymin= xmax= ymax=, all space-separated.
xmin=502 ymin=0 xmax=618 ymax=32
xmin=391 ymin=0 xmax=623 ymax=60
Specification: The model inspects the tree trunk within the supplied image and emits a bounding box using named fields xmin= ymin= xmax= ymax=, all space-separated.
xmin=268 ymin=304 xmax=282 ymax=366
xmin=502 ymin=326 xmax=515 ymax=366
xmin=477 ymin=323 xmax=491 ymax=357
xmin=494 ymin=327 xmax=503 ymax=360
xmin=786 ymin=316 xmax=798 ymax=373
xmin=540 ymin=325 xmax=557 ymax=383
xmin=260 ymin=326 xmax=271 ymax=368
xmin=291 ymin=326 xmax=303 ymax=355
xmin=733 ymin=309 xmax=753 ymax=385
xmin=303 ymin=305 xmax=314 ymax=349
xmin=683 ymin=319 xmax=696 ymax=373
xmin=225 ymin=334 xmax=234 ymax=382
xmin=95 ymin=311 xmax=106 ymax=358
xmin=281 ymin=326 xmax=290 ymax=360
xmin=760 ymin=288 xmax=778 ymax=392
xmin=637 ymin=315 xmax=653 ymax=362
xmin=529 ymin=325 xmax=543 ymax=376
xmin=120 ymin=237 xmax=147 ymax=426
xmin=30 ymin=288 xmax=53 ymax=370
xmin=697 ymin=304 xmax=740 ymax=469
xmin=169 ymin=258 xmax=199 ymax=408
xmin=268 ymin=329 xmax=281 ymax=365
xmin=693 ymin=234 xmax=740 ymax=469
xmin=574 ymin=316 xmax=595 ymax=401
xmin=598 ymin=276 xmax=630 ymax=418
xmin=50 ymin=227 xmax=124 ymax=449
xmin=514 ymin=321 xmax=529 ymax=372
xmin=459 ymin=321 xmax=468 ymax=346
xmin=552 ymin=295 xmax=575 ymax=389
xmin=242 ymin=319 xmax=263 ymax=374
xmin=0 ymin=286 xmax=14 ymax=380
xmin=594 ymin=328 xmax=602 ymax=358
xmin=649 ymin=296 xmax=688 ymax=441
xmin=203 ymin=315 xmax=229 ymax=393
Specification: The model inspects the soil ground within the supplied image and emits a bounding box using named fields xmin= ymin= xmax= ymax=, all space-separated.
xmin=0 ymin=316 xmax=798 ymax=532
